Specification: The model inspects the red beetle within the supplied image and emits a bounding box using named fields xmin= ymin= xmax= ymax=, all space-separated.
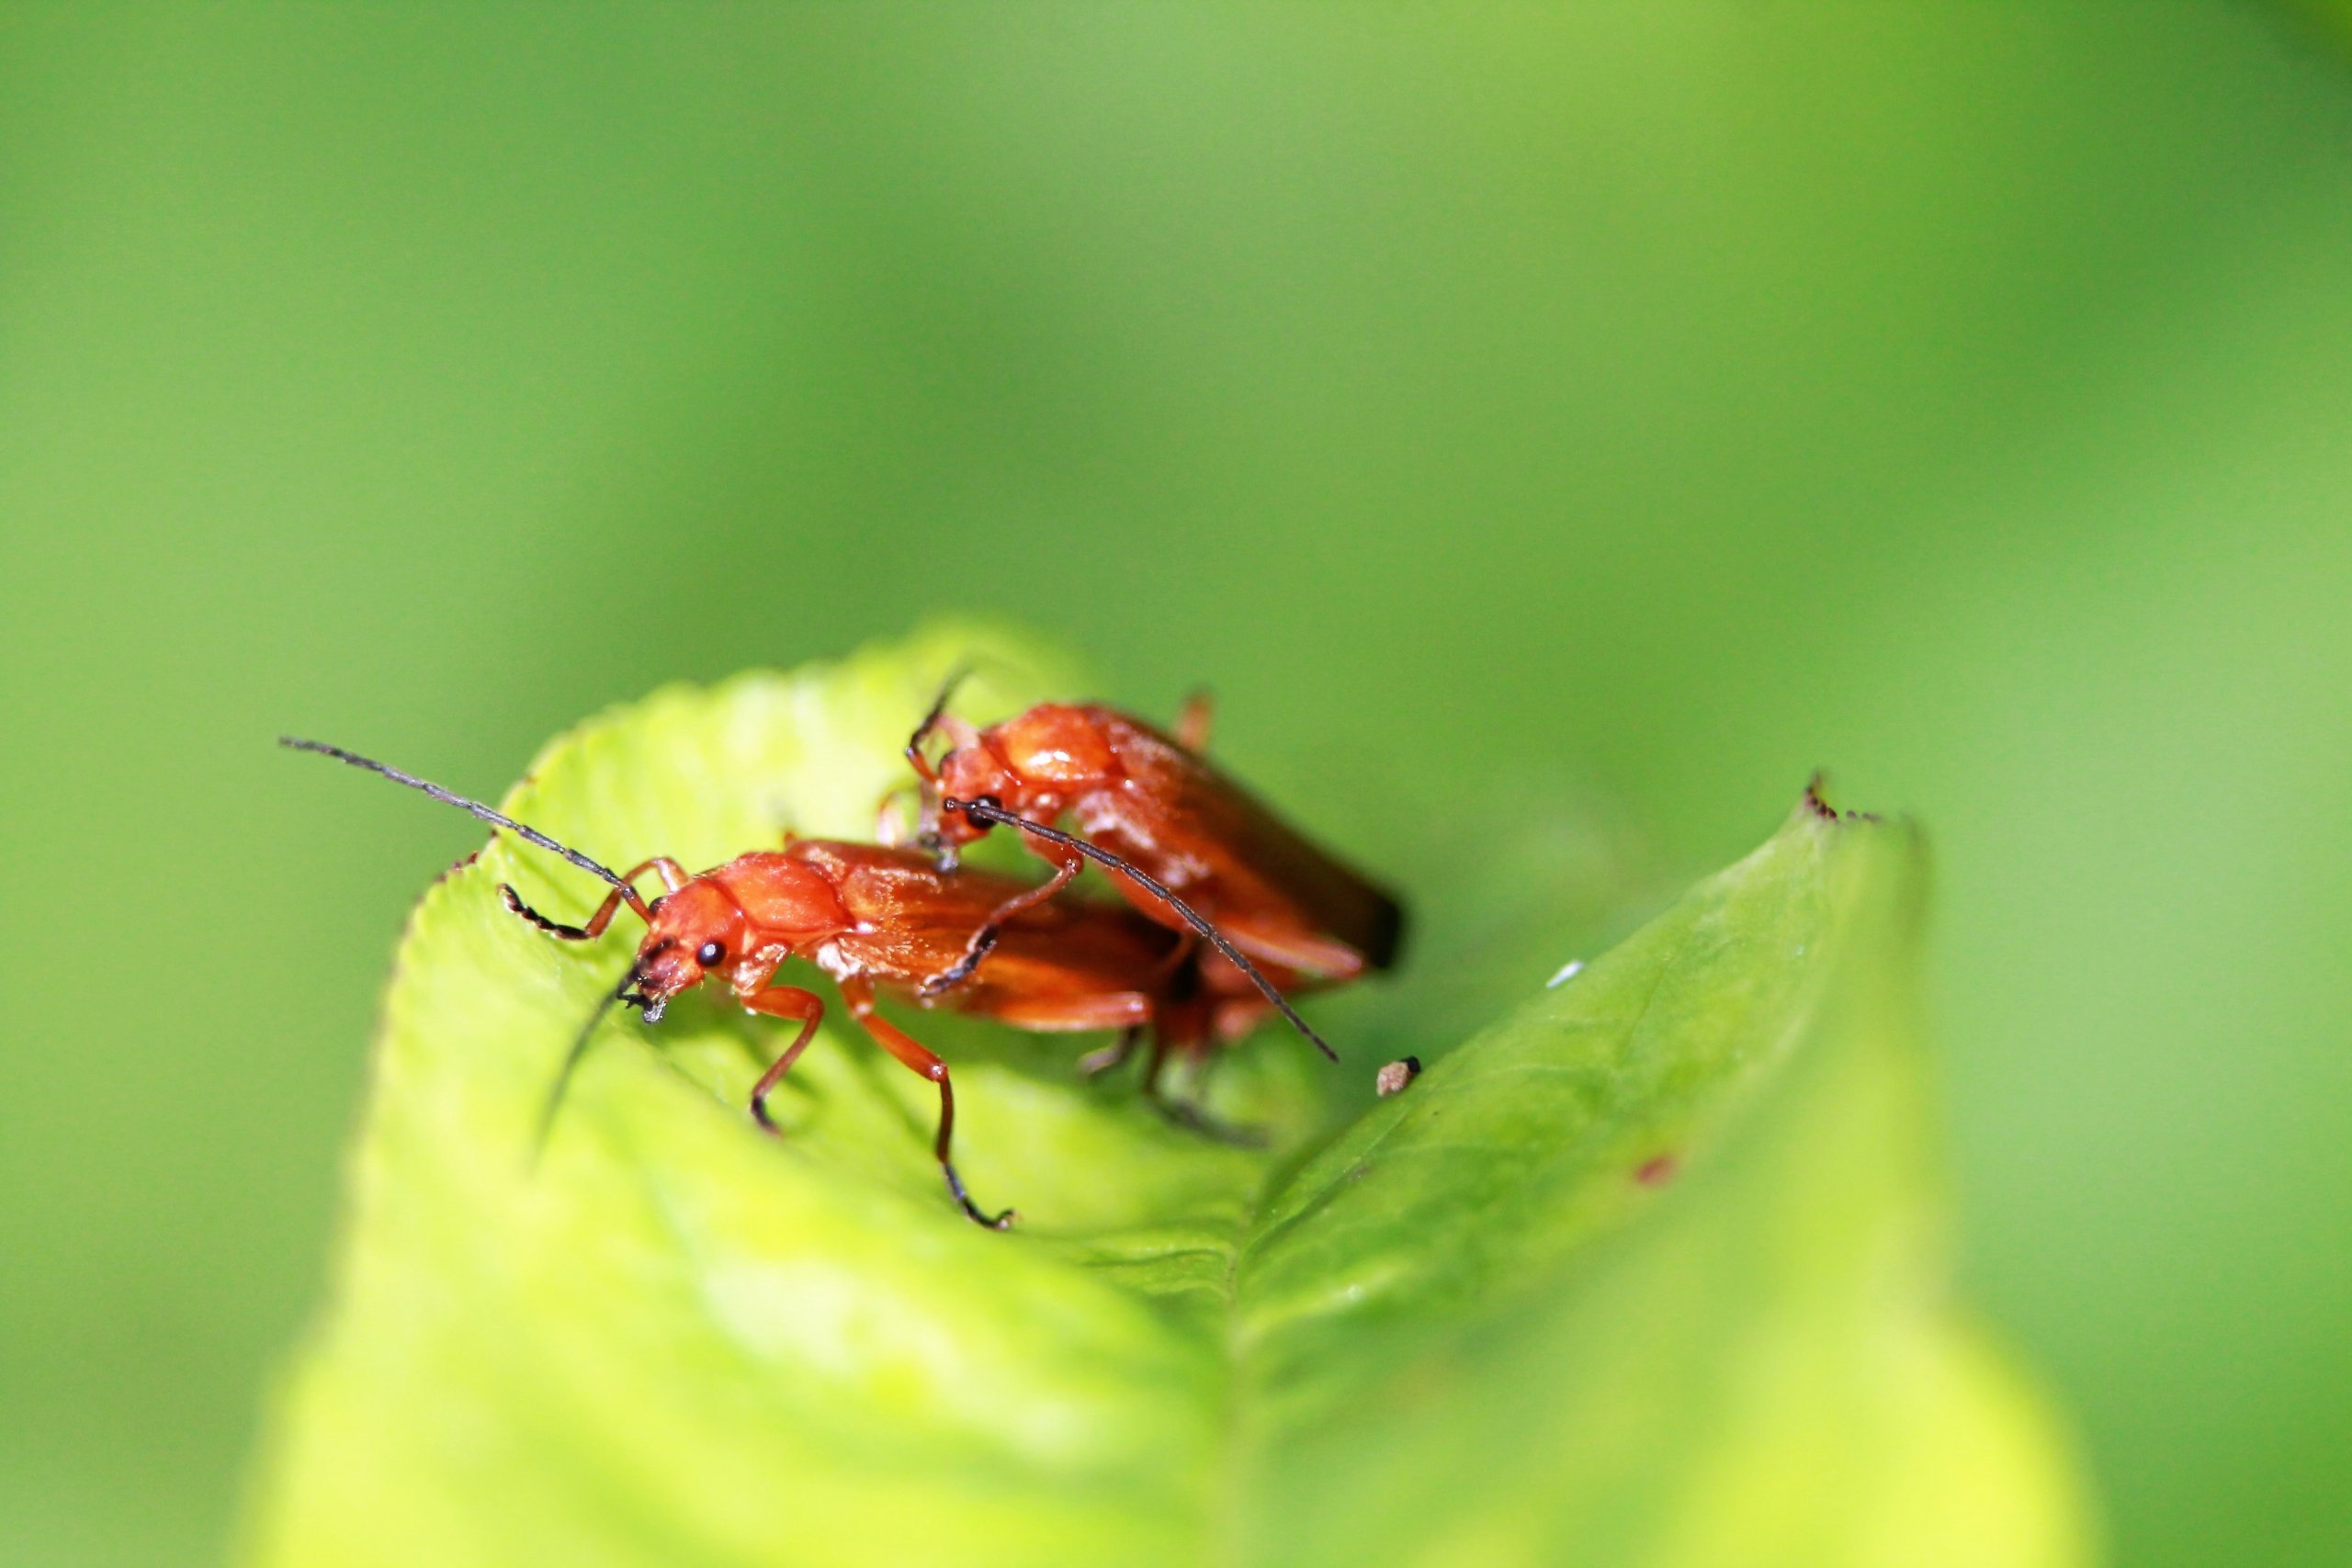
xmin=285 ymin=738 xmax=1215 ymax=1226
xmin=902 ymin=687 xmax=1406 ymax=1056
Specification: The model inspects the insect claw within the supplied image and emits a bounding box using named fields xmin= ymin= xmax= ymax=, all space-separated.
xmin=920 ymin=929 xmax=998 ymax=998
xmin=942 ymin=1160 xmax=1014 ymax=1229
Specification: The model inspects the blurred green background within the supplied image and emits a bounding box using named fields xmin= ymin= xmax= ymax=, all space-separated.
xmin=3 ymin=6 xmax=2348 ymax=1565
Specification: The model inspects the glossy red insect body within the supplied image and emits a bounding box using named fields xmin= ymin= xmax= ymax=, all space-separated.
xmin=283 ymin=738 xmax=1202 ymax=1227
xmin=905 ymin=691 xmax=1406 ymax=1051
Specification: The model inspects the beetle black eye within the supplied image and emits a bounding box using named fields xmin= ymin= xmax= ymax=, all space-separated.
xmin=696 ymin=941 xmax=725 ymax=967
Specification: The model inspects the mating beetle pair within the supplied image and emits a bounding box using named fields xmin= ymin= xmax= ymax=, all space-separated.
xmin=286 ymin=680 xmax=1405 ymax=1227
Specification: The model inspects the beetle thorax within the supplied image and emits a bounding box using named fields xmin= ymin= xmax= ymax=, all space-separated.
xmin=989 ymin=705 xmax=1120 ymax=789
xmin=708 ymin=852 xmax=854 ymax=943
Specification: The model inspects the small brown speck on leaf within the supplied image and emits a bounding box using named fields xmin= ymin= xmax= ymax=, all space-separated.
xmin=1634 ymin=1153 xmax=1679 ymax=1187
xmin=1376 ymin=1056 xmax=1421 ymax=1096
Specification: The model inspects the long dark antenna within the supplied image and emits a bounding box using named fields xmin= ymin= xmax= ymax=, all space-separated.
xmin=905 ymin=664 xmax=973 ymax=767
xmin=943 ymin=795 xmax=1340 ymax=1063
xmin=279 ymin=736 xmax=632 ymax=894
xmin=532 ymin=964 xmax=639 ymax=1159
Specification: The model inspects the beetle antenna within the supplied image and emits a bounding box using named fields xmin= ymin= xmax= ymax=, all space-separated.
xmin=279 ymin=736 xmax=634 ymax=895
xmin=945 ymin=797 xmax=1341 ymax=1063
xmin=905 ymin=665 xmax=973 ymax=773
xmin=532 ymin=963 xmax=640 ymax=1160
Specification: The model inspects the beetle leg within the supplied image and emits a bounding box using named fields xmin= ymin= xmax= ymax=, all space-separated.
xmin=837 ymin=976 xmax=1012 ymax=1229
xmin=1140 ymin=1033 xmax=1263 ymax=1147
xmin=1148 ymin=929 xmax=1198 ymax=983
xmin=990 ymin=989 xmax=1153 ymax=1032
xmin=1202 ymin=915 xmax=1367 ymax=986
xmin=1174 ymin=687 xmax=1215 ymax=752
xmin=740 ymin=981 xmax=828 ymax=1132
xmin=500 ymin=857 xmax=687 ymax=940
xmin=873 ymin=784 xmax=922 ymax=847
xmin=1078 ymin=1026 xmax=1142 ymax=1077
xmin=917 ymin=849 xmax=1084 ymax=998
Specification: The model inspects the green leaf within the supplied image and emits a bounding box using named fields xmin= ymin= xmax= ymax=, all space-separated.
xmin=241 ymin=624 xmax=2090 ymax=1568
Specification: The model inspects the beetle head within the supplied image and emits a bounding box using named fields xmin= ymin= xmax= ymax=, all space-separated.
xmin=628 ymin=879 xmax=750 ymax=1021
xmin=927 ymin=743 xmax=1019 ymax=850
